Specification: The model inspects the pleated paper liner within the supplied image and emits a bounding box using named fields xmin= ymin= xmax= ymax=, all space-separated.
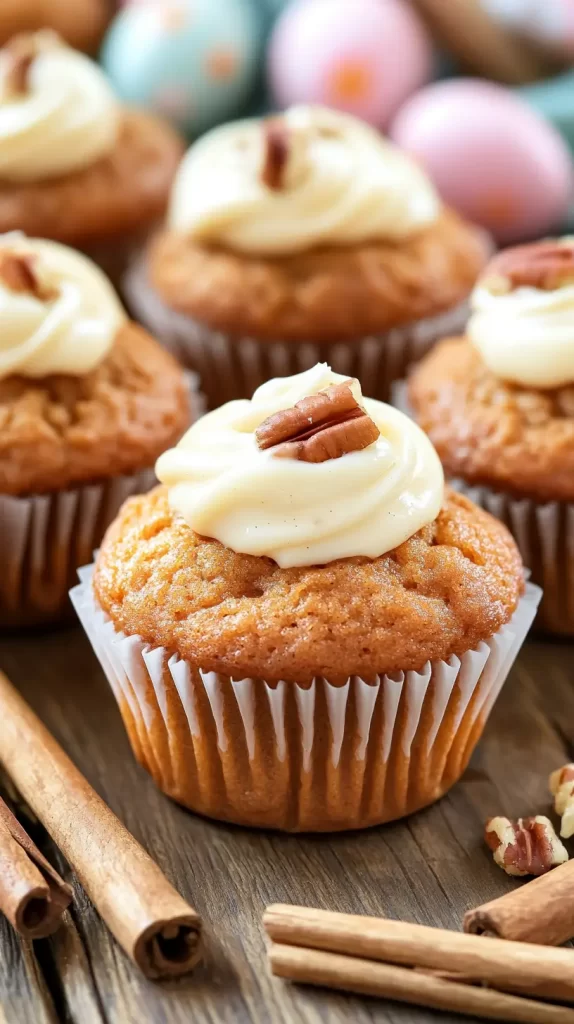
xmin=1 ymin=373 xmax=203 ymax=629
xmin=391 ymin=381 xmax=572 ymax=636
xmin=1 ymin=470 xmax=156 ymax=629
xmin=71 ymin=567 xmax=540 ymax=832
xmin=451 ymin=484 xmax=574 ymax=636
xmin=124 ymin=257 xmax=472 ymax=409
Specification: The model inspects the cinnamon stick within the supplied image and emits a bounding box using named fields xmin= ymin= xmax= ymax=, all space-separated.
xmin=0 ymin=671 xmax=202 ymax=979
xmin=465 ymin=859 xmax=574 ymax=945
xmin=0 ymin=796 xmax=71 ymax=940
xmin=268 ymin=944 xmax=574 ymax=1024
xmin=263 ymin=905 xmax=574 ymax=1003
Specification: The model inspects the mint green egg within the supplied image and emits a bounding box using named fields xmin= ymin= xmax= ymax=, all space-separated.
xmin=101 ymin=0 xmax=263 ymax=137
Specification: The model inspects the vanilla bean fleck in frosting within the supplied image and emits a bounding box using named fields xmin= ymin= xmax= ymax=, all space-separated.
xmin=155 ymin=364 xmax=444 ymax=567
xmin=0 ymin=234 xmax=126 ymax=379
xmin=168 ymin=105 xmax=441 ymax=255
xmin=0 ymin=32 xmax=119 ymax=182
xmin=468 ymin=238 xmax=574 ymax=389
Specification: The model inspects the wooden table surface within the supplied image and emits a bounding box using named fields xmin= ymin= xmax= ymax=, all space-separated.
xmin=0 ymin=625 xmax=571 ymax=1024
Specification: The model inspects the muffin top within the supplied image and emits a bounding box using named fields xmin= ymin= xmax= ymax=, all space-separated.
xmin=409 ymin=239 xmax=574 ymax=502
xmin=0 ymin=34 xmax=183 ymax=243
xmin=95 ymin=365 xmax=523 ymax=680
xmin=0 ymin=234 xmax=190 ymax=495
xmin=149 ymin=104 xmax=487 ymax=338
xmin=94 ymin=485 xmax=523 ymax=682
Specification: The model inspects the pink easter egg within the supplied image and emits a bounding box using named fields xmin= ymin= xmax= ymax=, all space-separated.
xmin=267 ymin=0 xmax=433 ymax=129
xmin=390 ymin=79 xmax=574 ymax=244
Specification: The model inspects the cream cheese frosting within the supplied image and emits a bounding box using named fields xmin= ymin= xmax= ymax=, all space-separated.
xmin=0 ymin=33 xmax=119 ymax=182
xmin=468 ymin=276 xmax=574 ymax=389
xmin=155 ymin=364 xmax=444 ymax=567
xmin=0 ymin=234 xmax=126 ymax=379
xmin=168 ymin=104 xmax=441 ymax=255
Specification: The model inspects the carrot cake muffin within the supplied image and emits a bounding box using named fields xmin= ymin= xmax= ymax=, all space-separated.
xmin=0 ymin=32 xmax=183 ymax=284
xmin=0 ymin=232 xmax=192 ymax=627
xmin=72 ymin=364 xmax=539 ymax=831
xmin=126 ymin=104 xmax=488 ymax=409
xmin=409 ymin=237 xmax=574 ymax=634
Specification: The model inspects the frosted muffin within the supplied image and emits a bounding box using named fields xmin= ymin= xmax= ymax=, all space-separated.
xmin=126 ymin=105 xmax=488 ymax=409
xmin=72 ymin=364 xmax=539 ymax=831
xmin=409 ymin=238 xmax=574 ymax=634
xmin=0 ymin=233 xmax=193 ymax=627
xmin=0 ymin=32 xmax=183 ymax=286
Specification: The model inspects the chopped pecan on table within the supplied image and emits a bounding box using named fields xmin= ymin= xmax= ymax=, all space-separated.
xmin=483 ymin=240 xmax=574 ymax=294
xmin=0 ymin=252 xmax=57 ymax=301
xmin=255 ymin=379 xmax=380 ymax=463
xmin=260 ymin=119 xmax=290 ymax=191
xmin=485 ymin=815 xmax=569 ymax=877
xmin=550 ymin=764 xmax=574 ymax=838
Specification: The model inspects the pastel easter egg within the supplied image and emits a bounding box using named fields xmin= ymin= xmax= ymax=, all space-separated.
xmin=390 ymin=79 xmax=574 ymax=243
xmin=101 ymin=0 xmax=263 ymax=136
xmin=267 ymin=0 xmax=434 ymax=129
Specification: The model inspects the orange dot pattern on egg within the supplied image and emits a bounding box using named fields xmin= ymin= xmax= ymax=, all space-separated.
xmin=474 ymin=190 xmax=518 ymax=230
xmin=327 ymin=59 xmax=374 ymax=103
xmin=206 ymin=49 xmax=238 ymax=81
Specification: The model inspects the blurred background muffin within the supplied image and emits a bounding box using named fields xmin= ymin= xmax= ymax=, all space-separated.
xmin=0 ymin=31 xmax=183 ymax=287
xmin=126 ymin=104 xmax=488 ymax=408
xmin=409 ymin=238 xmax=574 ymax=635
xmin=0 ymin=232 xmax=194 ymax=627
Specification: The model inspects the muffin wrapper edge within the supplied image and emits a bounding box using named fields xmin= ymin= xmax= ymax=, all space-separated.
xmin=392 ymin=380 xmax=572 ymax=636
xmin=70 ymin=567 xmax=540 ymax=831
xmin=124 ymin=258 xmax=471 ymax=408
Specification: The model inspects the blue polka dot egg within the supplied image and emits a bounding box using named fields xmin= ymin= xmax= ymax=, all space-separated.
xmin=101 ymin=0 xmax=263 ymax=136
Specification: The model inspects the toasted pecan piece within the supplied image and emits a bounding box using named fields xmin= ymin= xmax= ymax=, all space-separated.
xmin=484 ymin=239 xmax=574 ymax=293
xmin=255 ymin=379 xmax=380 ymax=463
xmin=485 ymin=815 xmax=568 ymax=877
xmin=0 ymin=251 xmax=57 ymax=301
xmin=261 ymin=119 xmax=290 ymax=191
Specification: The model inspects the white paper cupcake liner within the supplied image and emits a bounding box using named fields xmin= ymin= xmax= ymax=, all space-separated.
xmin=391 ymin=379 xmax=572 ymax=635
xmin=71 ymin=567 xmax=540 ymax=831
xmin=1 ymin=470 xmax=156 ymax=629
xmin=124 ymin=257 xmax=471 ymax=408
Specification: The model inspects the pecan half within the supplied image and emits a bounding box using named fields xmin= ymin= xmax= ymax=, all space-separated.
xmin=0 ymin=251 xmax=57 ymax=301
xmin=483 ymin=239 xmax=574 ymax=293
xmin=255 ymin=379 xmax=380 ymax=463
xmin=261 ymin=119 xmax=290 ymax=191
xmin=550 ymin=763 xmax=574 ymax=838
xmin=2 ymin=35 xmax=39 ymax=98
xmin=485 ymin=815 xmax=569 ymax=877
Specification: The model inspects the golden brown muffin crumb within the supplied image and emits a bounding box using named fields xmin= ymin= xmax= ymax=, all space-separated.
xmin=409 ymin=337 xmax=574 ymax=502
xmin=0 ymin=324 xmax=191 ymax=496
xmin=93 ymin=486 xmax=524 ymax=682
xmin=0 ymin=111 xmax=183 ymax=245
xmin=148 ymin=209 xmax=488 ymax=342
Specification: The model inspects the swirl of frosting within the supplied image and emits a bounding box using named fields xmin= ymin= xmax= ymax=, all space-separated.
xmin=168 ymin=105 xmax=441 ymax=255
xmin=155 ymin=364 xmax=444 ymax=567
xmin=0 ymin=234 xmax=126 ymax=380
xmin=0 ymin=34 xmax=119 ymax=182
xmin=469 ymin=272 xmax=574 ymax=389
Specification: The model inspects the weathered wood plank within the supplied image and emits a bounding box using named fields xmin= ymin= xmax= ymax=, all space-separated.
xmin=0 ymin=627 xmax=571 ymax=1024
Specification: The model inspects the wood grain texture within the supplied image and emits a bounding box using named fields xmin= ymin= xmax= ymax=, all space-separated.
xmin=0 ymin=626 xmax=571 ymax=1024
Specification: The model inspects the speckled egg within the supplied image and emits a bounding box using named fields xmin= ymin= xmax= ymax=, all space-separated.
xmin=101 ymin=0 xmax=263 ymax=136
xmin=267 ymin=0 xmax=433 ymax=129
xmin=390 ymin=79 xmax=574 ymax=244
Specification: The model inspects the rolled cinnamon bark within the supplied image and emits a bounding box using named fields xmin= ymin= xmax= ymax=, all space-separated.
xmin=0 ymin=671 xmax=202 ymax=979
xmin=264 ymin=904 xmax=574 ymax=1003
xmin=0 ymin=796 xmax=71 ymax=939
xmin=268 ymin=944 xmax=574 ymax=1024
xmin=464 ymin=859 xmax=574 ymax=945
